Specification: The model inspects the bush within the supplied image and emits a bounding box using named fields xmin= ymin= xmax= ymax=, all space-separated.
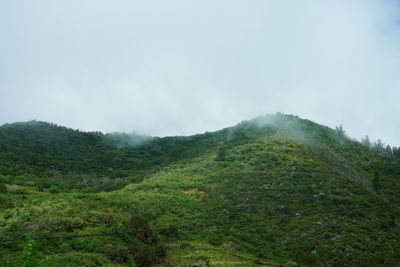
xmin=49 ymin=186 xmax=59 ymax=194
xmin=0 ymin=182 xmax=7 ymax=193
xmin=105 ymin=245 xmax=131 ymax=263
xmin=43 ymin=252 xmax=111 ymax=267
xmin=21 ymin=241 xmax=41 ymax=267
xmin=6 ymin=184 xmax=26 ymax=194
xmin=119 ymin=214 xmax=166 ymax=267
xmin=1 ymin=200 xmax=14 ymax=209
xmin=129 ymin=243 xmax=159 ymax=267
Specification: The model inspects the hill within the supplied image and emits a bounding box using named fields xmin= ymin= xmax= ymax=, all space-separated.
xmin=0 ymin=114 xmax=400 ymax=266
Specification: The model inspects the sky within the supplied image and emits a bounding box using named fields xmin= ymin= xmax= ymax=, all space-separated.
xmin=0 ymin=0 xmax=399 ymax=146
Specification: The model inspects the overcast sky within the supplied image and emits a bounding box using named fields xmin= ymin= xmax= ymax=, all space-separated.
xmin=0 ymin=0 xmax=399 ymax=145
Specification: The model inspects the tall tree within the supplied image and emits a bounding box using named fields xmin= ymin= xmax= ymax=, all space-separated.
xmin=215 ymin=142 xmax=226 ymax=161
xmin=335 ymin=124 xmax=346 ymax=138
xmin=361 ymin=135 xmax=371 ymax=147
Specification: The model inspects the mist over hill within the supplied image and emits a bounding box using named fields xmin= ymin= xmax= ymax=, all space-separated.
xmin=0 ymin=114 xmax=399 ymax=266
xmin=2 ymin=1 xmax=400 ymax=265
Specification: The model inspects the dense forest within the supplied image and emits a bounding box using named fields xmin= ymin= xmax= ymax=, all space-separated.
xmin=0 ymin=114 xmax=399 ymax=266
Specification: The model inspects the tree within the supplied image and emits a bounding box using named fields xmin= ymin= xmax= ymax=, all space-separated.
xmin=385 ymin=145 xmax=393 ymax=157
xmin=361 ymin=135 xmax=371 ymax=147
xmin=373 ymin=139 xmax=385 ymax=152
xmin=335 ymin=124 xmax=346 ymax=138
xmin=393 ymin=147 xmax=400 ymax=159
xmin=215 ymin=142 xmax=226 ymax=161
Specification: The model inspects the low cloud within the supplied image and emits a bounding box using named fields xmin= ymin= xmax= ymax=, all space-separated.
xmin=0 ymin=0 xmax=399 ymax=145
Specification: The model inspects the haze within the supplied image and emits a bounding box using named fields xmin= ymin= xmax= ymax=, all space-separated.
xmin=0 ymin=0 xmax=399 ymax=146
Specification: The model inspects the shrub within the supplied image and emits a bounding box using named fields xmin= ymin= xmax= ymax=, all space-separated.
xmin=120 ymin=214 xmax=166 ymax=267
xmin=129 ymin=243 xmax=158 ymax=267
xmin=43 ymin=252 xmax=110 ymax=267
xmin=105 ymin=245 xmax=130 ymax=263
xmin=21 ymin=241 xmax=41 ymax=267
xmin=0 ymin=182 xmax=7 ymax=193
xmin=49 ymin=186 xmax=59 ymax=194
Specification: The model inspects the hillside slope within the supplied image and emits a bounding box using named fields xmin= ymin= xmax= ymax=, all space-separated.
xmin=0 ymin=114 xmax=400 ymax=266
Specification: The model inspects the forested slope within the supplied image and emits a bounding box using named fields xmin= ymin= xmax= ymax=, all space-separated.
xmin=0 ymin=114 xmax=399 ymax=266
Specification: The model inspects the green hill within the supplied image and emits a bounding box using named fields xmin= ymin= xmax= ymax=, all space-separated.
xmin=0 ymin=114 xmax=399 ymax=266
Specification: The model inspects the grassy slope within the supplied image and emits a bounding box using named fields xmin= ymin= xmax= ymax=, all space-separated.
xmin=1 ymin=114 xmax=400 ymax=266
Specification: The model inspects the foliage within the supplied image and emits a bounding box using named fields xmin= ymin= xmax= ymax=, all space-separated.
xmin=0 ymin=114 xmax=400 ymax=266
xmin=22 ymin=241 xmax=40 ymax=267
xmin=215 ymin=142 xmax=226 ymax=161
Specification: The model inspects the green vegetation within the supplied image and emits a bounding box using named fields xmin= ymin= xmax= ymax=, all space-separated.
xmin=0 ymin=114 xmax=399 ymax=266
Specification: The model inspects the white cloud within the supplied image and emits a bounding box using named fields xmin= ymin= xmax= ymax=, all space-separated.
xmin=0 ymin=0 xmax=399 ymax=145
